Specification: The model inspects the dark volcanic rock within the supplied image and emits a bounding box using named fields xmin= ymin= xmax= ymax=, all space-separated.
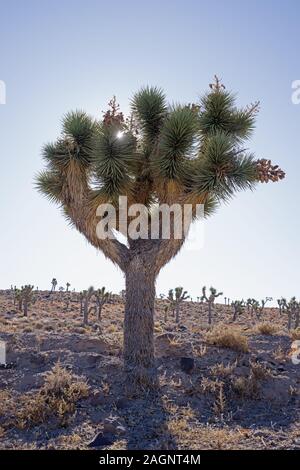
xmin=87 ymin=431 xmax=115 ymax=448
xmin=180 ymin=357 xmax=194 ymax=373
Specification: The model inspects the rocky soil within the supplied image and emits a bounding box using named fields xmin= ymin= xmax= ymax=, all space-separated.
xmin=0 ymin=289 xmax=299 ymax=450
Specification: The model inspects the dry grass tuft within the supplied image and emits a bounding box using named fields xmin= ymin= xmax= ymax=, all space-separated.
xmin=232 ymin=362 xmax=270 ymax=399
xmin=210 ymin=361 xmax=236 ymax=378
xmin=256 ymin=322 xmax=278 ymax=335
xmin=250 ymin=361 xmax=271 ymax=380
xmin=232 ymin=375 xmax=259 ymax=399
xmin=15 ymin=362 xmax=90 ymax=429
xmin=72 ymin=326 xmax=86 ymax=334
xmin=206 ymin=326 xmax=249 ymax=353
xmin=290 ymin=328 xmax=300 ymax=340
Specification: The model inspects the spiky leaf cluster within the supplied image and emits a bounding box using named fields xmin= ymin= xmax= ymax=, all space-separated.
xmin=36 ymin=78 xmax=285 ymax=224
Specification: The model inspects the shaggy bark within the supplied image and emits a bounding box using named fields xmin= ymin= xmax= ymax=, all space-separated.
xmin=61 ymin=168 xmax=191 ymax=375
xmin=23 ymin=301 xmax=28 ymax=317
xmin=208 ymin=302 xmax=212 ymax=325
xmin=124 ymin=255 xmax=156 ymax=371
xmin=175 ymin=303 xmax=180 ymax=323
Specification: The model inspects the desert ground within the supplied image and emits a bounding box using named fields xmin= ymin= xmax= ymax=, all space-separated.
xmin=0 ymin=289 xmax=299 ymax=450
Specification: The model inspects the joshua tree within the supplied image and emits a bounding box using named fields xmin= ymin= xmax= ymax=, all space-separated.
xmin=163 ymin=304 xmax=170 ymax=323
xmin=15 ymin=288 xmax=23 ymax=311
xmin=64 ymin=292 xmax=71 ymax=311
xmin=36 ymin=78 xmax=284 ymax=379
xmin=231 ymin=300 xmax=245 ymax=322
xmin=94 ymin=286 xmax=112 ymax=322
xmin=261 ymin=297 xmax=273 ymax=314
xmin=12 ymin=286 xmax=19 ymax=307
xmin=250 ymin=297 xmax=273 ymax=320
xmin=201 ymin=286 xmax=223 ymax=325
xmin=120 ymin=290 xmax=126 ymax=302
xmin=81 ymin=287 xmax=95 ymax=325
xmin=167 ymin=290 xmax=176 ymax=318
xmin=246 ymin=298 xmax=256 ymax=317
xmin=295 ymin=302 xmax=300 ymax=329
xmin=167 ymin=287 xmax=189 ymax=323
xmin=51 ymin=278 xmax=57 ymax=292
xmin=66 ymin=282 xmax=71 ymax=292
xmin=20 ymin=285 xmax=35 ymax=317
xmin=277 ymin=298 xmax=285 ymax=315
xmin=280 ymin=297 xmax=300 ymax=330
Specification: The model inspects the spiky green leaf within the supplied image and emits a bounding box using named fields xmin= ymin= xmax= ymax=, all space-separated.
xmin=154 ymin=106 xmax=198 ymax=179
xmin=131 ymin=86 xmax=167 ymax=144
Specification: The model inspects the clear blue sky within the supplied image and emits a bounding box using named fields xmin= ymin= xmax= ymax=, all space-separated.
xmin=0 ymin=0 xmax=299 ymax=302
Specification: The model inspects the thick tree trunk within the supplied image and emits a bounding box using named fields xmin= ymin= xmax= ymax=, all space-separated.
xmin=124 ymin=257 xmax=155 ymax=371
xmin=295 ymin=310 xmax=299 ymax=329
xmin=175 ymin=303 xmax=180 ymax=323
xmin=208 ymin=302 xmax=212 ymax=325
xmin=97 ymin=304 xmax=103 ymax=322
xmin=288 ymin=311 xmax=292 ymax=330
xmin=83 ymin=301 xmax=89 ymax=325
xmin=232 ymin=307 xmax=237 ymax=322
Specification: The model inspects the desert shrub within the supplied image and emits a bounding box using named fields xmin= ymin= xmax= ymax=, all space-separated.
xmin=107 ymin=324 xmax=117 ymax=333
xmin=0 ymin=390 xmax=12 ymax=419
xmin=73 ymin=326 xmax=87 ymax=334
xmin=199 ymin=377 xmax=221 ymax=394
xmin=15 ymin=362 xmax=89 ymax=428
xmin=22 ymin=326 xmax=33 ymax=333
xmin=250 ymin=361 xmax=271 ymax=380
xmin=210 ymin=362 xmax=236 ymax=378
xmin=232 ymin=375 xmax=259 ymax=399
xmin=232 ymin=361 xmax=270 ymax=399
xmin=290 ymin=328 xmax=300 ymax=340
xmin=206 ymin=326 xmax=249 ymax=353
xmin=41 ymin=323 xmax=54 ymax=332
xmin=256 ymin=322 xmax=278 ymax=335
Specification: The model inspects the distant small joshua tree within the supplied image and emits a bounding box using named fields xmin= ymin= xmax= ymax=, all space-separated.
xmin=279 ymin=297 xmax=300 ymax=330
xmin=120 ymin=290 xmax=126 ymax=302
xmin=66 ymin=282 xmax=71 ymax=292
xmin=246 ymin=298 xmax=256 ymax=317
xmin=231 ymin=300 xmax=245 ymax=322
xmin=20 ymin=285 xmax=35 ymax=317
xmin=163 ymin=304 xmax=170 ymax=323
xmin=261 ymin=297 xmax=273 ymax=315
xmin=249 ymin=297 xmax=272 ymax=320
xmin=15 ymin=288 xmax=23 ymax=311
xmin=277 ymin=298 xmax=285 ymax=315
xmin=51 ymin=278 xmax=58 ymax=292
xmin=94 ymin=287 xmax=112 ymax=322
xmin=80 ymin=287 xmax=95 ymax=325
xmin=12 ymin=286 xmax=19 ymax=307
xmin=201 ymin=286 xmax=223 ymax=325
xmin=167 ymin=287 xmax=189 ymax=323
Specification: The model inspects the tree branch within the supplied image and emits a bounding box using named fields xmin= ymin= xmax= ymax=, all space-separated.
xmin=61 ymin=161 xmax=129 ymax=271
